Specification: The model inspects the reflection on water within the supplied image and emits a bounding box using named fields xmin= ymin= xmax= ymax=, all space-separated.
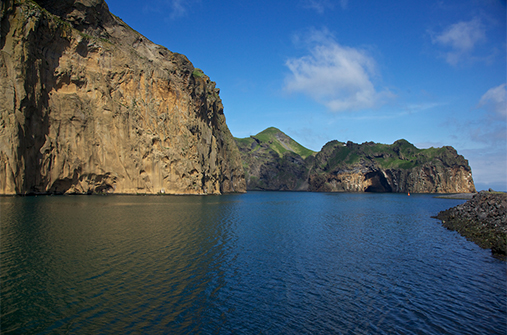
xmin=1 ymin=193 xmax=506 ymax=334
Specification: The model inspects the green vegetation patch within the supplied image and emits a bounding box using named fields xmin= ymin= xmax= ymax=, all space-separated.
xmin=293 ymin=145 xmax=315 ymax=160
xmin=235 ymin=137 xmax=255 ymax=146
xmin=270 ymin=141 xmax=289 ymax=157
xmin=320 ymin=139 xmax=456 ymax=170
xmin=327 ymin=146 xmax=351 ymax=168
xmin=192 ymin=68 xmax=205 ymax=78
xmin=251 ymin=127 xmax=315 ymax=159
xmin=253 ymin=127 xmax=280 ymax=143
xmin=237 ymin=129 xmax=464 ymax=176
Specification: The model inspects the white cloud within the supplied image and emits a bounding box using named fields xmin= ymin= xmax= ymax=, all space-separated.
xmin=478 ymin=83 xmax=507 ymax=117
xmin=284 ymin=31 xmax=391 ymax=112
xmin=431 ymin=18 xmax=486 ymax=65
xmin=434 ymin=18 xmax=485 ymax=51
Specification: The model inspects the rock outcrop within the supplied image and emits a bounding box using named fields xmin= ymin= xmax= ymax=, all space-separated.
xmin=434 ymin=192 xmax=507 ymax=257
xmin=236 ymin=128 xmax=476 ymax=193
xmin=1 ymin=0 xmax=246 ymax=195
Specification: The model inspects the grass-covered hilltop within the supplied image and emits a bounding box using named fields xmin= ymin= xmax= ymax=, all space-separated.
xmin=235 ymin=127 xmax=476 ymax=193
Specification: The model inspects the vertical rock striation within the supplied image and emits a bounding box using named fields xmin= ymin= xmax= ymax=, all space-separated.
xmin=1 ymin=0 xmax=245 ymax=194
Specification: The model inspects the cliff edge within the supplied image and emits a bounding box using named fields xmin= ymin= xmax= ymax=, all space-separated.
xmin=1 ymin=0 xmax=246 ymax=194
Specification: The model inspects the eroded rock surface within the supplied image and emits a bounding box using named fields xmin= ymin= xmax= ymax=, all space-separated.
xmin=1 ymin=0 xmax=245 ymax=194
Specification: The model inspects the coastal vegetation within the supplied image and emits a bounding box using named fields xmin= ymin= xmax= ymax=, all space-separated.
xmin=235 ymin=127 xmax=476 ymax=193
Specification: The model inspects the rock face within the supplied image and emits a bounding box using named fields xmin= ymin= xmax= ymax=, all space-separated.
xmin=236 ymin=128 xmax=476 ymax=193
xmin=434 ymin=192 xmax=507 ymax=256
xmin=0 ymin=0 xmax=246 ymax=194
xmin=235 ymin=127 xmax=315 ymax=191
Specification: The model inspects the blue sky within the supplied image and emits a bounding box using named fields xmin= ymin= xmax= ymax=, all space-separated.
xmin=105 ymin=0 xmax=506 ymax=191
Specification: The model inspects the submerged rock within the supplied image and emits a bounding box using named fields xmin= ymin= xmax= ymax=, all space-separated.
xmin=434 ymin=192 xmax=507 ymax=257
xmin=0 ymin=0 xmax=245 ymax=195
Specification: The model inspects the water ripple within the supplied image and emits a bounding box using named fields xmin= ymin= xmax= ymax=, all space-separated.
xmin=1 ymin=193 xmax=505 ymax=334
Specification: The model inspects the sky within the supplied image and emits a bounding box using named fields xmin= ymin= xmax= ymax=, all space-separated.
xmin=105 ymin=0 xmax=506 ymax=191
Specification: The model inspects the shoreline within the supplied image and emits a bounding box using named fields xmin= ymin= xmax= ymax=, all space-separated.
xmin=434 ymin=193 xmax=477 ymax=200
xmin=433 ymin=192 xmax=507 ymax=258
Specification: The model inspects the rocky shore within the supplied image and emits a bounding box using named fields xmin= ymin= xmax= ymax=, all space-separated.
xmin=434 ymin=191 xmax=507 ymax=257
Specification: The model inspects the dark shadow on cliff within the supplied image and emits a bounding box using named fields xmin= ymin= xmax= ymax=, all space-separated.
xmin=9 ymin=4 xmax=71 ymax=193
xmin=364 ymin=171 xmax=393 ymax=192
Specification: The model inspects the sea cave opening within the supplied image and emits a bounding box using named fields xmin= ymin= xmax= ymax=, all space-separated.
xmin=364 ymin=171 xmax=392 ymax=193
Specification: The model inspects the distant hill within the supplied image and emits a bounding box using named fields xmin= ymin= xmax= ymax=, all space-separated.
xmin=235 ymin=128 xmax=315 ymax=191
xmin=235 ymin=127 xmax=315 ymax=159
xmin=235 ymin=128 xmax=476 ymax=193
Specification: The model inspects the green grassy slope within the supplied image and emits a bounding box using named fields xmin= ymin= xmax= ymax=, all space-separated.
xmin=316 ymin=139 xmax=467 ymax=172
xmin=235 ymin=127 xmax=315 ymax=159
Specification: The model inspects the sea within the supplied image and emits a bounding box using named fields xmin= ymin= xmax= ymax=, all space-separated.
xmin=1 ymin=192 xmax=506 ymax=334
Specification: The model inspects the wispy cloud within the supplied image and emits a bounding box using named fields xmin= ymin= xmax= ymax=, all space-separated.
xmin=478 ymin=83 xmax=507 ymax=118
xmin=168 ymin=0 xmax=187 ymax=19
xmin=445 ymin=86 xmax=507 ymax=189
xmin=144 ymin=0 xmax=197 ymax=20
xmin=462 ymin=148 xmax=506 ymax=190
xmin=430 ymin=17 xmax=486 ymax=65
xmin=284 ymin=28 xmax=392 ymax=112
xmin=405 ymin=102 xmax=447 ymax=112
xmin=302 ymin=0 xmax=348 ymax=13
xmin=302 ymin=0 xmax=332 ymax=13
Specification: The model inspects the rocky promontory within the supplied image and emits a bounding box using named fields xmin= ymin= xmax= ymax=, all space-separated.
xmin=236 ymin=127 xmax=476 ymax=193
xmin=434 ymin=192 xmax=507 ymax=257
xmin=1 ymin=0 xmax=245 ymax=195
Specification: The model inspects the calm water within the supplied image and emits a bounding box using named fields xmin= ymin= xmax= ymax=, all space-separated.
xmin=1 ymin=192 xmax=506 ymax=334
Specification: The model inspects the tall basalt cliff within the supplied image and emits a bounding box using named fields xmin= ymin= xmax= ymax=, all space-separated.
xmin=236 ymin=128 xmax=476 ymax=193
xmin=1 ymin=0 xmax=246 ymax=194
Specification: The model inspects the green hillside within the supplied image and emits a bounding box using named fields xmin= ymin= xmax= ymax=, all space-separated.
xmin=317 ymin=139 xmax=466 ymax=172
xmin=235 ymin=127 xmax=315 ymax=159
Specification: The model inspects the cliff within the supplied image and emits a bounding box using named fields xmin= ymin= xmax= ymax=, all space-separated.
xmin=434 ymin=192 xmax=506 ymax=257
xmin=0 ymin=0 xmax=246 ymax=195
xmin=235 ymin=128 xmax=476 ymax=193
